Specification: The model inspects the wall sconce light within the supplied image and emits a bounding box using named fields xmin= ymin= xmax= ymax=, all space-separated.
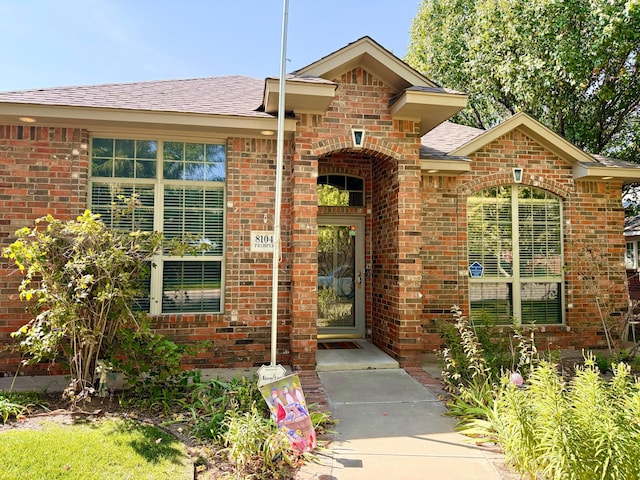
xmin=513 ymin=167 xmax=523 ymax=183
xmin=352 ymin=128 xmax=365 ymax=148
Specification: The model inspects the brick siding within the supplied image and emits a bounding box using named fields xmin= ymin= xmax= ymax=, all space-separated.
xmin=420 ymin=130 xmax=629 ymax=353
xmin=0 ymin=72 xmax=630 ymax=374
xmin=0 ymin=125 xmax=88 ymax=372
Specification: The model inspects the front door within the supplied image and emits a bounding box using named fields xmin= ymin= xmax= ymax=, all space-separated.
xmin=317 ymin=216 xmax=365 ymax=338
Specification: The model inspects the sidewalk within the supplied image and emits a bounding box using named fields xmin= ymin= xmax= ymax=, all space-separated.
xmin=296 ymin=369 xmax=516 ymax=480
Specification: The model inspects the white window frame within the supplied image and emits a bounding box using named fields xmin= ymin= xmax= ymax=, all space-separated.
xmin=467 ymin=185 xmax=564 ymax=326
xmin=626 ymin=241 xmax=638 ymax=270
xmin=88 ymin=136 xmax=226 ymax=315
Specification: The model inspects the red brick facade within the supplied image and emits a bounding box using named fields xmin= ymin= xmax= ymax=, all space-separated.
xmin=0 ymin=126 xmax=89 ymax=372
xmin=421 ymin=130 xmax=629 ymax=352
xmin=0 ymin=46 xmax=632 ymax=375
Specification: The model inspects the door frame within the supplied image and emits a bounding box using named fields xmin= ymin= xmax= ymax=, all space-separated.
xmin=317 ymin=215 xmax=366 ymax=339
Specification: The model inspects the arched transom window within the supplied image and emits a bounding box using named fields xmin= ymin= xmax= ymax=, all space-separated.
xmin=467 ymin=185 xmax=563 ymax=325
xmin=317 ymin=175 xmax=365 ymax=207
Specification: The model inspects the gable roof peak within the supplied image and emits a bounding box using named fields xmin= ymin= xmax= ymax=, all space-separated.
xmin=450 ymin=112 xmax=595 ymax=165
xmin=292 ymin=36 xmax=439 ymax=91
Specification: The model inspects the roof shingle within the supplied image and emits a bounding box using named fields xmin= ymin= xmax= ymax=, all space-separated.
xmin=421 ymin=121 xmax=484 ymax=155
xmin=0 ymin=76 xmax=270 ymax=118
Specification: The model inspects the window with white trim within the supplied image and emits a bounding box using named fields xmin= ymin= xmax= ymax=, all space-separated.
xmin=90 ymin=138 xmax=225 ymax=314
xmin=467 ymin=185 xmax=563 ymax=325
xmin=626 ymin=241 xmax=638 ymax=269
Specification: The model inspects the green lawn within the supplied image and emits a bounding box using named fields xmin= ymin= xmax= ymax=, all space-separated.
xmin=0 ymin=417 xmax=192 ymax=480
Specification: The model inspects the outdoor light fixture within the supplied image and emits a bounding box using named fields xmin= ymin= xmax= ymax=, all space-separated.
xmin=261 ymin=130 xmax=275 ymax=136
xmin=513 ymin=167 xmax=523 ymax=183
xmin=19 ymin=116 xmax=36 ymax=123
xmin=352 ymin=128 xmax=365 ymax=148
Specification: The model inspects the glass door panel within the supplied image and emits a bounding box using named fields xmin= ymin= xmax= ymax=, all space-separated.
xmin=318 ymin=225 xmax=355 ymax=329
xmin=317 ymin=217 xmax=364 ymax=337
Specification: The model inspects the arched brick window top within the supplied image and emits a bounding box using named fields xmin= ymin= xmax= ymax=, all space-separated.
xmin=464 ymin=172 xmax=573 ymax=200
xmin=317 ymin=174 xmax=365 ymax=207
xmin=313 ymin=135 xmax=401 ymax=161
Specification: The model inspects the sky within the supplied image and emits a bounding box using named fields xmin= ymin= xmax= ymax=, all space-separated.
xmin=0 ymin=0 xmax=422 ymax=91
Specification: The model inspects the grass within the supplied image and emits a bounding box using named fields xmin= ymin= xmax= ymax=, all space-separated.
xmin=0 ymin=417 xmax=192 ymax=480
xmin=0 ymin=372 xmax=335 ymax=479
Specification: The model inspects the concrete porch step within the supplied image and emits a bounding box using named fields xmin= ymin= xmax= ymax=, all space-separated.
xmin=316 ymin=340 xmax=399 ymax=371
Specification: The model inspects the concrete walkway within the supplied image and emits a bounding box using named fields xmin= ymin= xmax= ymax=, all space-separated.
xmin=296 ymin=369 xmax=513 ymax=480
xmin=0 ymin=348 xmax=516 ymax=479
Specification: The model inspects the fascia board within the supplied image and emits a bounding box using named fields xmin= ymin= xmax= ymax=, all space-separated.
xmin=573 ymin=163 xmax=640 ymax=185
xmin=421 ymin=157 xmax=471 ymax=173
xmin=390 ymin=89 xmax=467 ymax=135
xmin=263 ymin=79 xmax=337 ymax=114
xmin=0 ymin=103 xmax=297 ymax=137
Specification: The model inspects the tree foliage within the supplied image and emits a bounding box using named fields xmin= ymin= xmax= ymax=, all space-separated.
xmin=3 ymin=210 xmax=162 ymax=400
xmin=406 ymin=0 xmax=640 ymax=163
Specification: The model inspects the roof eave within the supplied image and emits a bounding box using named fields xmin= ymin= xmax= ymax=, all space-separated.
xmin=573 ymin=163 xmax=640 ymax=185
xmin=390 ymin=89 xmax=467 ymax=136
xmin=293 ymin=36 xmax=438 ymax=91
xmin=263 ymin=78 xmax=337 ymax=114
xmin=421 ymin=156 xmax=471 ymax=174
xmin=450 ymin=112 xmax=594 ymax=164
xmin=0 ymin=103 xmax=297 ymax=138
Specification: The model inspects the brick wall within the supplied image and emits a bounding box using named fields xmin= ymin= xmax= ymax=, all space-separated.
xmin=420 ymin=129 xmax=629 ymax=353
xmin=306 ymin=67 xmax=424 ymax=366
xmin=0 ymin=127 xmax=297 ymax=373
xmin=0 ymin=125 xmax=89 ymax=373
xmin=0 ymin=77 xmax=628 ymax=374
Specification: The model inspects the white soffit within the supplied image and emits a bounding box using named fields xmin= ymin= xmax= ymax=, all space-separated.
xmin=0 ymin=103 xmax=297 ymax=138
xmin=573 ymin=163 xmax=640 ymax=184
xmin=293 ymin=37 xmax=437 ymax=91
xmin=390 ymin=89 xmax=467 ymax=135
xmin=263 ymin=78 xmax=337 ymax=114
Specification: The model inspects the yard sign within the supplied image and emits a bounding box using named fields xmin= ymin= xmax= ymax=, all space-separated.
xmin=259 ymin=374 xmax=316 ymax=453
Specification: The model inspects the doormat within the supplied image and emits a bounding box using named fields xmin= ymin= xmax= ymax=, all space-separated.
xmin=318 ymin=341 xmax=362 ymax=350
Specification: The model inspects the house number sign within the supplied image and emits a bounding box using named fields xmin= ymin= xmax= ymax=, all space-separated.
xmin=251 ymin=231 xmax=276 ymax=252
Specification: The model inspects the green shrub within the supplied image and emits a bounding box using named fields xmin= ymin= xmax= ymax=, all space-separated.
xmin=3 ymin=210 xmax=163 ymax=400
xmin=595 ymin=352 xmax=613 ymax=373
xmin=438 ymin=306 xmax=539 ymax=428
xmin=221 ymin=405 xmax=294 ymax=479
xmin=487 ymin=358 xmax=640 ymax=480
xmin=189 ymin=376 xmax=266 ymax=441
xmin=438 ymin=306 xmax=538 ymax=395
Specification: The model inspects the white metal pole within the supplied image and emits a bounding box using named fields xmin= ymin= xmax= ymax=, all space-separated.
xmin=270 ymin=0 xmax=289 ymax=366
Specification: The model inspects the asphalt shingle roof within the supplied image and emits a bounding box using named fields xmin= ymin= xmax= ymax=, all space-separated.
xmin=420 ymin=122 xmax=640 ymax=173
xmin=421 ymin=121 xmax=484 ymax=156
xmin=1 ymin=76 xmax=637 ymax=176
xmin=0 ymin=76 xmax=271 ymax=117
